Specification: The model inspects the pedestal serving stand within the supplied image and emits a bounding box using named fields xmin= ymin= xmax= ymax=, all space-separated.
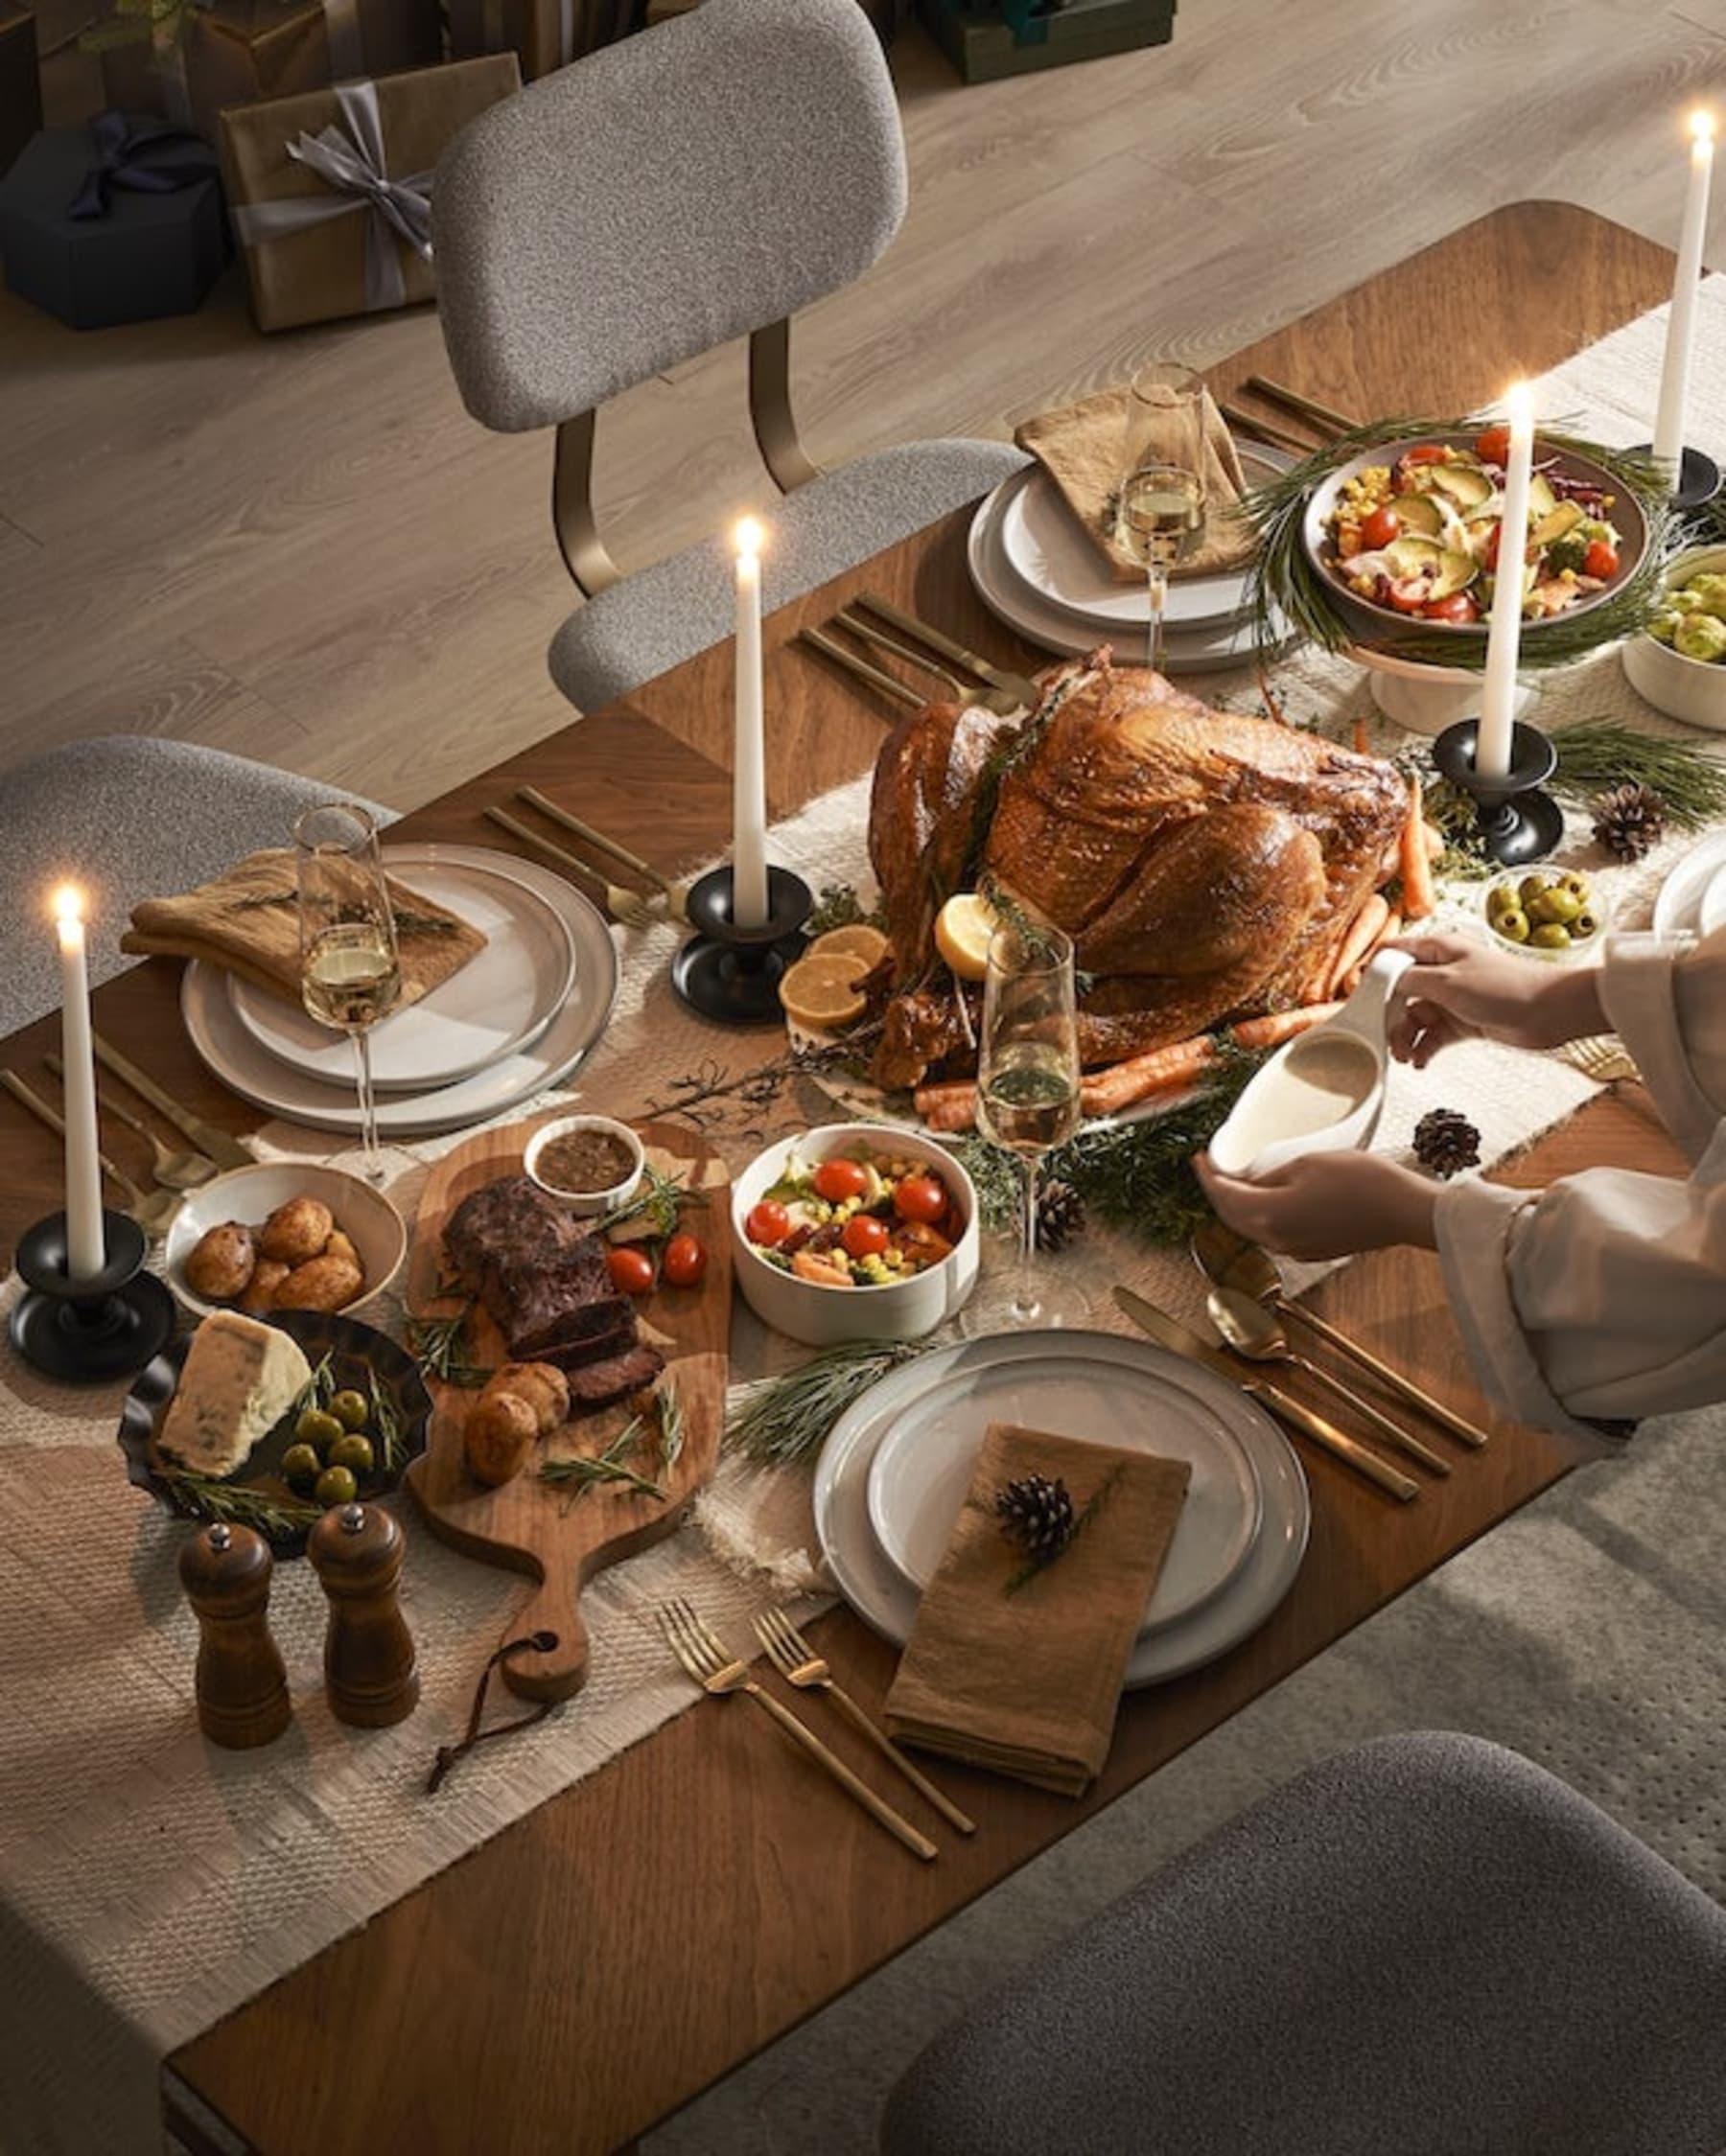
xmin=1351 ymin=645 xmax=1540 ymax=737
xmin=11 ymin=1209 xmax=176 ymax=1382
xmin=1432 ymin=718 xmax=1564 ymax=867
xmin=671 ymin=865 xmax=813 ymax=1027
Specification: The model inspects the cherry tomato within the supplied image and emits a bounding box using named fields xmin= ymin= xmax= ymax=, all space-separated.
xmin=1386 ymin=580 xmax=1432 ymax=614
xmin=661 ymin=1233 xmax=708 ymax=1288
xmin=1359 ymin=505 xmax=1399 ymax=550
xmin=1401 ymin=445 xmax=1450 ymax=466
xmin=1583 ymin=539 xmax=1620 ymax=581
xmin=745 ymin=1199 xmax=790 ymax=1248
xmin=893 ymin=1173 xmax=948 ymax=1224
xmin=1474 ymin=425 xmax=1511 ymax=466
xmin=606 ymin=1244 xmax=655 ymax=1296
xmin=1481 ymin=523 xmax=1502 ymax=571
xmin=842 ymin=1215 xmax=890 ymax=1260
xmin=812 ymin=1158 xmax=870 ymax=1204
xmin=1420 ymin=591 xmax=1480 ymax=624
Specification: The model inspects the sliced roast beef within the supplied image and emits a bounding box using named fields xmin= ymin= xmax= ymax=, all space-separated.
xmin=445 ymin=1171 xmax=646 ymax=1372
xmin=519 ymin=1304 xmax=637 ymax=1371
xmin=445 ymin=1175 xmax=586 ymax=1294
xmin=565 ymin=1343 xmax=665 ymax=1413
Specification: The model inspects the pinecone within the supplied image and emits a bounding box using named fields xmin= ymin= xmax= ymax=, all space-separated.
xmin=1591 ymin=782 xmax=1668 ymax=863
xmin=1035 ymin=1178 xmax=1086 ymax=1253
xmin=995 ymin=1473 xmax=1076 ymax=1565
xmin=1412 ymin=1106 xmax=1481 ymax=1180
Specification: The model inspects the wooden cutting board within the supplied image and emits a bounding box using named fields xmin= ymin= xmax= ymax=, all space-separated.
xmin=404 ymin=1114 xmax=729 ymax=1701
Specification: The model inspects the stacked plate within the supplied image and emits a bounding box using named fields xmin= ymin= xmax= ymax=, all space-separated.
xmin=180 ymin=843 xmax=618 ymax=1139
xmin=1653 ymin=830 xmax=1726 ymax=939
xmin=967 ymin=448 xmax=1294 ymax=674
xmin=812 ymin=1329 xmax=1311 ymax=1688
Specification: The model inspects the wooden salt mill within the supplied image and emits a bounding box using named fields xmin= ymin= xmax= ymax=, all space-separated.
xmin=178 ymin=1520 xmax=293 ymax=1750
xmin=309 ymin=1500 xmax=419 ymax=1727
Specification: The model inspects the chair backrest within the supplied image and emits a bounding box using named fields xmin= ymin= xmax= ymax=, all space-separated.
xmin=433 ymin=0 xmax=908 ymax=436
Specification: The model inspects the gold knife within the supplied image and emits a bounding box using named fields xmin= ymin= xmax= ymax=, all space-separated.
xmin=852 ymin=591 xmax=1039 ymax=708
xmin=797 ymin=627 xmax=923 ymax=707
xmin=90 ymin=1033 xmax=255 ymax=1171
xmin=1112 ymin=1287 xmax=1419 ymax=1503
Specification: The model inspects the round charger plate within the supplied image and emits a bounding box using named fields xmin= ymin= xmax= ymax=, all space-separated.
xmin=863 ymin=1344 xmax=1263 ymax=1636
xmin=116 ymin=1307 xmax=432 ymax=1556
xmin=1699 ymin=864 xmax=1726 ymax=939
xmin=180 ymin=845 xmax=618 ymax=1138
xmin=224 ymin=848 xmax=576 ymax=1094
xmin=814 ymin=1330 xmax=1310 ymax=1688
xmin=1653 ymin=828 xmax=1726 ymax=938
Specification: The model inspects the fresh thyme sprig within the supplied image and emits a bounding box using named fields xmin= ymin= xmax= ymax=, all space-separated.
xmin=726 ymin=1340 xmax=926 ymax=1467
xmin=806 ymin=882 xmax=887 ymax=937
xmin=157 ymin=1468 xmax=322 ymax=1538
xmin=643 ymin=1036 xmax=878 ymax=1135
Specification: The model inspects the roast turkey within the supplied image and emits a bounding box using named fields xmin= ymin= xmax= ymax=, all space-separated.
xmin=866 ymin=658 xmax=1408 ymax=1085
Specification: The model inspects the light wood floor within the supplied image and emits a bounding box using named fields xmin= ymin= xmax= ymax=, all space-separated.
xmin=3 ymin=0 xmax=1724 ymax=806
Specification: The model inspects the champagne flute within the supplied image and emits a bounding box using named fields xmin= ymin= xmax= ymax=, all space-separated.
xmin=293 ymin=803 xmax=402 ymax=1185
xmin=968 ymin=920 xmax=1085 ymax=1332
xmin=1116 ymin=360 xmax=1208 ymax=675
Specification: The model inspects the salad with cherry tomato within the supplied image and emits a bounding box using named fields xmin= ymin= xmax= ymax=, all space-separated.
xmin=744 ymin=1146 xmax=962 ymax=1288
xmin=1322 ymin=430 xmax=1625 ymax=625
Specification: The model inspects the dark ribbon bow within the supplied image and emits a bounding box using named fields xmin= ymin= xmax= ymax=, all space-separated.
xmin=68 ymin=109 xmax=222 ymax=222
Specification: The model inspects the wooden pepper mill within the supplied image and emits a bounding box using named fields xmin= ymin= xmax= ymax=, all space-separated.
xmin=178 ymin=1520 xmax=293 ymax=1750
xmin=309 ymin=1500 xmax=420 ymax=1727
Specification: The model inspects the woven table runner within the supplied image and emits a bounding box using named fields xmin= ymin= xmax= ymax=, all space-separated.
xmin=4 ymin=283 xmax=1725 ymax=2153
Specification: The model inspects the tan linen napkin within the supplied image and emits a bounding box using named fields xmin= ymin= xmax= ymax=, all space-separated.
xmin=883 ymin=1423 xmax=1191 ymax=1797
xmin=1015 ymin=383 xmax=1253 ymax=583
xmin=121 ymin=848 xmax=487 ymax=1009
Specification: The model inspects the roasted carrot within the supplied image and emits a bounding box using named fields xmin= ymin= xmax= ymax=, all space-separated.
xmin=1367 ymin=907 xmax=1403 ymax=963
xmin=913 ymin=1080 xmax=977 ymax=1134
xmin=1352 ymin=712 xmax=1370 ymax=755
xmin=1080 ymin=1005 xmax=1341 ymax=1118
xmin=1230 ymin=1004 xmax=1341 ymax=1051
xmin=1400 ymin=773 xmax=1437 ymax=920
xmin=1325 ymin=893 xmax=1389 ymax=999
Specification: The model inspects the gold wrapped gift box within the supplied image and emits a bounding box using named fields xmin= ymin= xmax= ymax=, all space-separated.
xmin=445 ymin=0 xmax=631 ymax=81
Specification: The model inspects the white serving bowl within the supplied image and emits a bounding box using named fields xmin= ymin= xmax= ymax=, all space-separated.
xmin=1621 ymin=545 xmax=1726 ymax=731
xmin=164 ymin=1162 xmax=407 ymax=1318
xmin=731 ymin=1122 xmax=980 ymax=1347
xmin=523 ymin=1113 xmax=644 ymax=1216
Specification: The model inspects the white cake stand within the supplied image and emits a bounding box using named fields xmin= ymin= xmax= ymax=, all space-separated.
xmin=1349 ymin=644 xmax=1540 ymax=737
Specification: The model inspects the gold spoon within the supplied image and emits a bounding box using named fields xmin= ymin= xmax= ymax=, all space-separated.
xmin=46 ymin=1054 xmax=218 ymax=1190
xmin=1205 ymin=1285 xmax=1451 ymax=1476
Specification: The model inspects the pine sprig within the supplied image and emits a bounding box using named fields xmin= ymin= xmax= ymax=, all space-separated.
xmin=1548 ymin=719 xmax=1726 ymax=828
xmin=1052 ymin=1049 xmax=1264 ymax=1248
xmin=1005 ymin=1464 xmax=1124 ymax=1595
xmin=726 ymin=1340 xmax=925 ymax=1467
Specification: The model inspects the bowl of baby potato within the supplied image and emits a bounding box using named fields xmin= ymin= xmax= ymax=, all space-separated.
xmin=165 ymin=1163 xmax=407 ymax=1319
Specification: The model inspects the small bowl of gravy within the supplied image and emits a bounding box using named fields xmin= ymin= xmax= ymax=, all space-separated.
xmin=524 ymin=1114 xmax=644 ymax=1216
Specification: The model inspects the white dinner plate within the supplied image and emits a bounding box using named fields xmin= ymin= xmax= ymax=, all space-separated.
xmin=997 ymin=465 xmax=1254 ymax=631
xmin=814 ymin=1331 xmax=1310 ymax=1689
xmin=864 ymin=1346 xmax=1263 ymax=1636
xmin=181 ymin=845 xmax=618 ymax=1138
xmin=223 ymin=853 xmax=576 ymax=1094
xmin=1652 ymin=829 xmax=1726 ymax=939
xmin=1698 ymin=861 xmax=1726 ymax=939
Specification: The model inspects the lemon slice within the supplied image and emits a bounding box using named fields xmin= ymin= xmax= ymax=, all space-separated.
xmin=934 ymin=892 xmax=1001 ymax=983
xmin=779 ymin=951 xmax=870 ymax=1031
xmin=808 ymin=923 xmax=889 ymax=971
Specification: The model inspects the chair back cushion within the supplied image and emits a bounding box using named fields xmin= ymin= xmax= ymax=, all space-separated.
xmin=434 ymin=0 xmax=907 ymax=432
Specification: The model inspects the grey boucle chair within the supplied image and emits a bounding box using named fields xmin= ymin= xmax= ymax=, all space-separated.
xmin=881 ymin=1731 xmax=1726 ymax=2156
xmin=432 ymin=0 xmax=1026 ymax=715
xmin=0 ymin=736 xmax=394 ymax=1034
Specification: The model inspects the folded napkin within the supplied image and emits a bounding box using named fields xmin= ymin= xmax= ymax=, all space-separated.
xmin=1015 ymin=382 xmax=1253 ymax=584
xmin=122 ymin=848 xmax=487 ymax=1008
xmin=883 ymin=1422 xmax=1191 ymax=1798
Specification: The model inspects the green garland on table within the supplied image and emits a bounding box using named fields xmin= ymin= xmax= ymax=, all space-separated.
xmin=726 ymin=1341 xmax=924 ymax=1468
xmin=1544 ymin=719 xmax=1726 ymax=825
xmin=1243 ymin=415 xmax=1672 ymax=669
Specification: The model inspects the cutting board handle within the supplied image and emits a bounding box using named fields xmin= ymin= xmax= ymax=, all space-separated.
xmin=501 ymin=1566 xmax=591 ymax=1701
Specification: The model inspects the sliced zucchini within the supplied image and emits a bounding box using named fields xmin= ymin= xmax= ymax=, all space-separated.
xmin=1529 ymin=499 xmax=1584 ymax=549
xmin=1388 ymin=493 xmax=1443 ymax=536
xmin=1383 ymin=535 xmax=1443 ymax=577
xmin=1425 ymin=463 xmax=1493 ymax=508
xmin=1527 ymin=474 xmax=1557 ymax=519
xmin=1428 ymin=549 xmax=1479 ymax=600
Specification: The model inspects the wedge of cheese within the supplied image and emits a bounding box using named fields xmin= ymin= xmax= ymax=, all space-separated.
xmin=158 ymin=1310 xmax=313 ymax=1477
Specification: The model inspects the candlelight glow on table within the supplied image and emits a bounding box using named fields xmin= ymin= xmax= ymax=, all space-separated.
xmin=733 ymin=516 xmax=769 ymax=932
xmin=1653 ymin=109 xmax=1716 ymax=483
xmin=53 ymin=883 xmax=105 ymax=1283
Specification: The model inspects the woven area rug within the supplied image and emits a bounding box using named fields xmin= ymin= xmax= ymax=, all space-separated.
xmin=3 ymin=282 xmax=1724 ymax=2155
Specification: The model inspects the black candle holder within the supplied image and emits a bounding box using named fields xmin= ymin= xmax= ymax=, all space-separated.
xmin=10 ymin=1209 xmax=176 ymax=1383
xmin=671 ymin=865 xmax=814 ymax=1026
xmin=1432 ymin=718 xmax=1564 ymax=868
xmin=1626 ymin=441 xmax=1721 ymax=512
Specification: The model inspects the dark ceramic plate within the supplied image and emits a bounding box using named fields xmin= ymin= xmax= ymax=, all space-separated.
xmin=117 ymin=1308 xmax=432 ymax=1557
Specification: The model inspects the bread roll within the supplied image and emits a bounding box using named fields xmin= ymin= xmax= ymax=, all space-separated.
xmin=489 ymin=1361 xmax=570 ymax=1434
xmin=259 ymin=1195 xmax=335 ymax=1265
xmin=464 ymin=1393 xmax=539 ymax=1487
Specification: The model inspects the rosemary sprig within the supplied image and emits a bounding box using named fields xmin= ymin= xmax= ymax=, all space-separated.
xmin=226 ymin=893 xmax=458 ymax=939
xmin=369 ymin=1374 xmax=408 ymax=1474
xmin=406 ymin=1305 xmax=492 ymax=1387
xmin=1005 ymin=1464 xmax=1124 ymax=1595
xmin=539 ymin=1413 xmax=666 ymax=1502
xmin=727 ymin=1340 xmax=926 ymax=1467
xmin=601 ymin=1160 xmax=706 ymax=1240
xmin=157 ymin=1467 xmax=322 ymax=1537
xmin=656 ymin=1379 xmax=686 ymax=1477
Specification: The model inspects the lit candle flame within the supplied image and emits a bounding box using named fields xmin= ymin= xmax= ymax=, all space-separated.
xmin=735 ymin=516 xmax=764 ymax=561
xmin=51 ymin=884 xmax=84 ymax=927
xmin=1504 ymin=379 xmax=1533 ymax=426
xmin=1691 ymin=110 xmax=1716 ymax=146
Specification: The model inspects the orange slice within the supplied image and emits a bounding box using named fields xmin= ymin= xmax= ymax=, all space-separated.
xmin=933 ymin=892 xmax=1001 ymax=984
xmin=779 ymin=951 xmax=870 ymax=1031
xmin=808 ymin=923 xmax=889 ymax=971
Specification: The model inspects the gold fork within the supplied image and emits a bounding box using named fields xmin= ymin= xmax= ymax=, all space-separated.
xmin=658 ymin=1599 xmax=937 ymax=1861
xmin=516 ymin=787 xmax=691 ymax=922
xmin=754 ymin=1607 xmax=976 ymax=1835
xmin=483 ymin=806 xmax=660 ymax=929
xmin=1561 ymin=1033 xmax=1642 ymax=1083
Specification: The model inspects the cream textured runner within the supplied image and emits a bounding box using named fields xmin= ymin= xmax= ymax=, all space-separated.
xmin=4 ymin=282 xmax=1725 ymax=2155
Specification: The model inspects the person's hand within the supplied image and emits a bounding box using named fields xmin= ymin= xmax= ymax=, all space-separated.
xmin=1194 ymin=1149 xmax=1438 ymax=1262
xmin=1386 ymin=933 xmax=1604 ymax=1067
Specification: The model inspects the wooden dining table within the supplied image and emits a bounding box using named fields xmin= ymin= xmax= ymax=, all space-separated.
xmin=0 ymin=201 xmax=1692 ymax=2155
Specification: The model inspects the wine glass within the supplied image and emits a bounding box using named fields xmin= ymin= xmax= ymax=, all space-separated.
xmin=968 ymin=920 xmax=1085 ymax=1332
xmin=293 ymin=803 xmax=402 ymax=1185
xmin=1115 ymin=359 xmax=1209 ymax=675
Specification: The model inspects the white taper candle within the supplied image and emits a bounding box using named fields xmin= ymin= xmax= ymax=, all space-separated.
xmin=54 ymin=887 xmax=105 ymax=1282
xmin=732 ymin=517 xmax=769 ymax=933
xmin=1477 ymin=382 xmax=1535 ymax=784
xmin=1653 ymin=111 xmax=1715 ymax=476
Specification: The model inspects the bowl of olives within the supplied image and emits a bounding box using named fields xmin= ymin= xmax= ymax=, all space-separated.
xmin=1482 ymin=869 xmax=1610 ymax=962
xmin=1621 ymin=545 xmax=1726 ymax=732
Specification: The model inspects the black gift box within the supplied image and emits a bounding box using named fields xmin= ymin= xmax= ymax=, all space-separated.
xmin=0 ymin=116 xmax=229 ymax=328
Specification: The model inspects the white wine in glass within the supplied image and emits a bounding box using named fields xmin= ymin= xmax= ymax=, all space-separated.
xmin=294 ymin=804 xmax=402 ymax=1184
xmin=1116 ymin=360 xmax=1208 ymax=674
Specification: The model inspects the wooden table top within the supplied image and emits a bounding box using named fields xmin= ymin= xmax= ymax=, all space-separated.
xmin=0 ymin=202 xmax=1686 ymax=2155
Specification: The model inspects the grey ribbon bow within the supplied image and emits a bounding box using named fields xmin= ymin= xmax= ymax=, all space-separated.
xmin=231 ymin=80 xmax=432 ymax=312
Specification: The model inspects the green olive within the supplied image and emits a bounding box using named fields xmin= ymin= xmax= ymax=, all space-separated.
xmin=1557 ymin=871 xmax=1592 ymax=900
xmin=1518 ymin=874 xmax=1551 ymax=909
xmin=330 ymin=1388 xmax=370 ymax=1432
xmin=328 ymin=1432 xmax=374 ymax=1476
xmin=295 ymin=1406 xmax=344 ymax=1453
xmin=1493 ymin=907 xmax=1530 ymax=943
xmin=1573 ymin=911 xmax=1601 ymax=939
xmin=1486 ymin=883 xmax=1519 ymax=919
xmin=1529 ymin=922 xmax=1573 ymax=950
xmin=1538 ymin=886 xmax=1585 ymax=924
xmin=315 ymin=1465 xmax=359 ymax=1508
xmin=281 ymin=1442 xmax=321 ymax=1489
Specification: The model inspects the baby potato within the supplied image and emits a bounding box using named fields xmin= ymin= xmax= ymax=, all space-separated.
xmin=463 ymin=1394 xmax=538 ymax=1487
xmin=272 ymin=1251 xmax=364 ymax=1313
xmin=323 ymin=1227 xmax=362 ymax=1274
xmin=185 ymin=1221 xmax=257 ymax=1303
xmin=259 ymin=1195 xmax=335 ymax=1265
xmin=237 ymin=1257 xmax=291 ymax=1314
